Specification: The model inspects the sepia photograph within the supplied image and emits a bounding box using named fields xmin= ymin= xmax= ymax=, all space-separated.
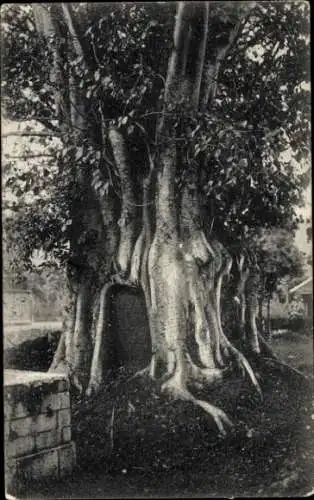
xmin=2 ymin=2 xmax=312 ymax=498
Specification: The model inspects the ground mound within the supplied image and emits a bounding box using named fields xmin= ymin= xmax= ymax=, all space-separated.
xmin=71 ymin=363 xmax=313 ymax=496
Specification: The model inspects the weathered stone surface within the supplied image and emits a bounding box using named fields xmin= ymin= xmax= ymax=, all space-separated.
xmin=5 ymin=458 xmax=17 ymax=493
xmin=5 ymin=421 xmax=10 ymax=440
xmin=17 ymin=448 xmax=59 ymax=483
xmin=58 ymin=408 xmax=71 ymax=428
xmin=40 ymin=392 xmax=63 ymax=413
xmin=5 ymin=399 xmax=29 ymax=420
xmin=10 ymin=416 xmax=34 ymax=437
xmin=62 ymin=426 xmax=72 ymax=443
xmin=34 ymin=412 xmax=58 ymax=433
xmin=4 ymin=370 xmax=69 ymax=400
xmin=59 ymin=442 xmax=76 ymax=478
xmin=6 ymin=435 xmax=36 ymax=458
xmin=35 ymin=428 xmax=62 ymax=451
xmin=59 ymin=391 xmax=70 ymax=409
xmin=5 ymin=369 xmax=75 ymax=494
xmin=4 ymin=369 xmax=67 ymax=388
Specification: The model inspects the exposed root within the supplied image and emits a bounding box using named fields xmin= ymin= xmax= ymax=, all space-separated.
xmin=257 ymin=332 xmax=279 ymax=359
xmin=87 ymin=283 xmax=112 ymax=396
xmin=248 ymin=311 xmax=261 ymax=354
xmin=257 ymin=335 xmax=313 ymax=384
xmin=221 ymin=332 xmax=263 ymax=400
xmin=262 ymin=357 xmax=312 ymax=382
xmin=185 ymin=352 xmax=226 ymax=387
xmin=109 ymin=404 xmax=115 ymax=454
xmin=49 ymin=333 xmax=66 ymax=371
xmin=130 ymin=229 xmax=145 ymax=284
xmin=196 ymin=400 xmax=233 ymax=436
xmin=161 ymin=378 xmax=233 ymax=436
xmin=210 ymin=256 xmax=262 ymax=399
xmin=257 ymin=333 xmax=311 ymax=380
xmin=128 ymin=365 xmax=151 ymax=382
xmin=71 ymin=371 xmax=84 ymax=394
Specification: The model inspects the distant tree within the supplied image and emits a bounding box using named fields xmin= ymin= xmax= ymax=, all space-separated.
xmin=252 ymin=229 xmax=305 ymax=337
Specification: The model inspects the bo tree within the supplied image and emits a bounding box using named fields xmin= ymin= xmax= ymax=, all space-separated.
xmin=2 ymin=2 xmax=310 ymax=434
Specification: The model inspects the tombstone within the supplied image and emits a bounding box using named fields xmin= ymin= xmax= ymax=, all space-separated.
xmin=107 ymin=285 xmax=151 ymax=372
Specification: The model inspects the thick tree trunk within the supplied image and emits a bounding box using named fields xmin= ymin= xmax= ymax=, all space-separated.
xmin=141 ymin=3 xmax=261 ymax=433
xmin=38 ymin=1 xmax=271 ymax=434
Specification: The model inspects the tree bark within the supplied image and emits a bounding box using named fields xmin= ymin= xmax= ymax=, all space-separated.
xmin=266 ymin=293 xmax=272 ymax=341
xmin=258 ymin=296 xmax=264 ymax=334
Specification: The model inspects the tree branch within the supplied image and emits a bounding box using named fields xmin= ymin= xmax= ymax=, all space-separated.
xmin=61 ymin=4 xmax=86 ymax=61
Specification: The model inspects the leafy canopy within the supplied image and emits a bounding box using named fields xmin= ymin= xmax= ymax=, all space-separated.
xmin=2 ymin=2 xmax=310 ymax=268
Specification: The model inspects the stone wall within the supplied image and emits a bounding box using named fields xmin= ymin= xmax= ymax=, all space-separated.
xmin=4 ymin=370 xmax=76 ymax=495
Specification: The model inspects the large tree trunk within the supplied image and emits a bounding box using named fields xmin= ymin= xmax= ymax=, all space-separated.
xmin=140 ymin=3 xmax=261 ymax=433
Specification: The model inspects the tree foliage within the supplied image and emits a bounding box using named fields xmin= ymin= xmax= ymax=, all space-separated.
xmin=252 ymin=228 xmax=306 ymax=299
xmin=2 ymin=2 xmax=310 ymax=267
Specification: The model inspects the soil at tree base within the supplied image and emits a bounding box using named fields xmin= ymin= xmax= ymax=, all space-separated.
xmin=21 ymin=361 xmax=314 ymax=498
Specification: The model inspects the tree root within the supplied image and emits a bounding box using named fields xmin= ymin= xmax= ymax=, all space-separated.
xmin=49 ymin=333 xmax=66 ymax=371
xmin=262 ymin=356 xmax=312 ymax=382
xmin=185 ymin=352 xmax=226 ymax=387
xmin=221 ymin=332 xmax=263 ymax=400
xmin=128 ymin=364 xmax=151 ymax=382
xmin=257 ymin=332 xmax=311 ymax=382
xmin=130 ymin=229 xmax=145 ymax=284
xmin=86 ymin=283 xmax=112 ymax=397
xmin=161 ymin=378 xmax=233 ymax=436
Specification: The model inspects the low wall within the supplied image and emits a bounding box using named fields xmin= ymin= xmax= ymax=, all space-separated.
xmin=4 ymin=369 xmax=76 ymax=495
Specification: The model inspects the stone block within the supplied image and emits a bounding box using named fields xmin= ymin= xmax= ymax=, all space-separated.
xmin=58 ymin=409 xmax=71 ymax=429
xmin=5 ymin=459 xmax=17 ymax=495
xmin=35 ymin=428 xmax=62 ymax=451
xmin=5 ymin=399 xmax=31 ymax=420
xmin=4 ymin=370 xmax=69 ymax=415
xmin=4 ymin=369 xmax=68 ymax=389
xmin=57 ymin=378 xmax=70 ymax=392
xmin=40 ymin=393 xmax=62 ymax=413
xmin=62 ymin=426 xmax=71 ymax=443
xmin=5 ymin=421 xmax=10 ymax=440
xmin=6 ymin=435 xmax=35 ymax=458
xmin=34 ymin=412 xmax=57 ymax=433
xmin=4 ymin=370 xmax=74 ymax=492
xmin=17 ymin=448 xmax=59 ymax=483
xmin=58 ymin=442 xmax=76 ymax=478
xmin=10 ymin=416 xmax=33 ymax=438
xmin=59 ymin=391 xmax=70 ymax=409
